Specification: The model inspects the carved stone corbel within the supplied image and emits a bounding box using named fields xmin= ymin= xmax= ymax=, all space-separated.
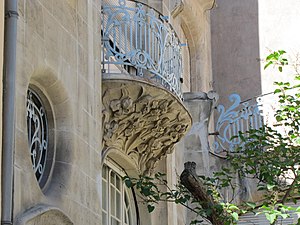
xmin=102 ymin=80 xmax=192 ymax=174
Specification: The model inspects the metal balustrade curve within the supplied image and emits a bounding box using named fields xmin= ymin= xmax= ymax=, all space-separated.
xmin=213 ymin=93 xmax=276 ymax=152
xmin=101 ymin=0 xmax=183 ymax=100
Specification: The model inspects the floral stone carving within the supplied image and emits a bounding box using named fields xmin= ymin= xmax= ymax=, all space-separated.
xmin=102 ymin=80 xmax=192 ymax=174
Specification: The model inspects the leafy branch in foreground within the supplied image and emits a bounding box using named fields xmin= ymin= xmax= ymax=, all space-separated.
xmin=124 ymin=166 xmax=241 ymax=225
xmin=125 ymin=50 xmax=300 ymax=224
xmin=224 ymin=50 xmax=300 ymax=224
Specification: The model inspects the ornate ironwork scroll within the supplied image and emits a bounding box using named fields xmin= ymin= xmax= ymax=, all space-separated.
xmin=213 ymin=93 xmax=265 ymax=152
xmin=102 ymin=0 xmax=183 ymax=99
xmin=26 ymin=89 xmax=48 ymax=183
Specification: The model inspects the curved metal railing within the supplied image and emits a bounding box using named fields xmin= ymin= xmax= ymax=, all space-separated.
xmin=212 ymin=93 xmax=276 ymax=152
xmin=101 ymin=0 xmax=183 ymax=99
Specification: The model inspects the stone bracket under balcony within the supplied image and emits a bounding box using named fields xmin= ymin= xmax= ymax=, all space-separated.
xmin=102 ymin=78 xmax=192 ymax=175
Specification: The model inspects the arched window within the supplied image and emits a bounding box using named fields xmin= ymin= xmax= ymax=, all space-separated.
xmin=102 ymin=160 xmax=137 ymax=225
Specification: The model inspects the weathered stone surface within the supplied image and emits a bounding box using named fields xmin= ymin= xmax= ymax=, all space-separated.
xmin=12 ymin=0 xmax=213 ymax=224
xmin=14 ymin=0 xmax=102 ymax=224
xmin=15 ymin=204 xmax=73 ymax=225
xmin=102 ymin=78 xmax=192 ymax=174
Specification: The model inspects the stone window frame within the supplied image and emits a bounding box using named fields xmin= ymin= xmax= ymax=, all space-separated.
xmin=102 ymin=159 xmax=138 ymax=225
xmin=26 ymin=85 xmax=56 ymax=191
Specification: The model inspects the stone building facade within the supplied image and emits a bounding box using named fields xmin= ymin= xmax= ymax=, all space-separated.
xmin=2 ymin=0 xmax=300 ymax=225
xmin=14 ymin=0 xmax=102 ymax=224
xmin=1 ymin=0 xmax=215 ymax=224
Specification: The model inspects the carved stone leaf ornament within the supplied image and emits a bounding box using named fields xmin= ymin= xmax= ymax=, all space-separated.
xmin=102 ymin=81 xmax=191 ymax=174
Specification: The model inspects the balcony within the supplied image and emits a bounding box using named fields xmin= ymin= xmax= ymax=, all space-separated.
xmin=212 ymin=93 xmax=275 ymax=153
xmin=101 ymin=0 xmax=192 ymax=174
xmin=101 ymin=0 xmax=183 ymax=98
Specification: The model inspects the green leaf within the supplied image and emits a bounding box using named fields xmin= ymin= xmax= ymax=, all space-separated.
xmin=232 ymin=212 xmax=239 ymax=221
xmin=228 ymin=205 xmax=239 ymax=210
xmin=264 ymin=61 xmax=273 ymax=70
xmin=147 ymin=205 xmax=155 ymax=213
xmin=267 ymin=184 xmax=275 ymax=190
xmin=276 ymin=115 xmax=283 ymax=122
xmin=265 ymin=213 xmax=276 ymax=224
xmin=124 ymin=178 xmax=133 ymax=188
xmin=274 ymin=88 xmax=281 ymax=94
xmin=246 ymin=202 xmax=256 ymax=209
xmin=190 ymin=219 xmax=203 ymax=225
xmin=278 ymin=50 xmax=286 ymax=54
xmin=280 ymin=213 xmax=289 ymax=219
xmin=141 ymin=186 xmax=151 ymax=196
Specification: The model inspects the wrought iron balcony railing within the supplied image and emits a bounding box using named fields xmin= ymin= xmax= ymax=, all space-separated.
xmin=213 ymin=93 xmax=276 ymax=152
xmin=101 ymin=0 xmax=183 ymax=99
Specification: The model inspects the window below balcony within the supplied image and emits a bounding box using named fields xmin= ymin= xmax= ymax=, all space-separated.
xmin=102 ymin=160 xmax=137 ymax=225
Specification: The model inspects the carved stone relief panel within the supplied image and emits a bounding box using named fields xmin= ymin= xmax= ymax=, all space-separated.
xmin=102 ymin=80 xmax=192 ymax=174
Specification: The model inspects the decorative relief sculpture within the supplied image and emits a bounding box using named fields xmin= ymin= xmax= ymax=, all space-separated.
xmin=102 ymin=82 xmax=191 ymax=174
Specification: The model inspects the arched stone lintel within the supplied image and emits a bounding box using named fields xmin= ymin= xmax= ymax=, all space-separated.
xmin=15 ymin=204 xmax=73 ymax=225
xmin=102 ymin=146 xmax=140 ymax=177
xmin=176 ymin=0 xmax=213 ymax=92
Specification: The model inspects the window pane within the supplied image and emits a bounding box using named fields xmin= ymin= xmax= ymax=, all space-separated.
xmin=128 ymin=208 xmax=132 ymax=225
xmin=116 ymin=175 xmax=121 ymax=190
xmin=102 ymin=162 xmax=137 ymax=225
xmin=102 ymin=180 xmax=107 ymax=210
xmin=111 ymin=218 xmax=121 ymax=225
xmin=102 ymin=212 xmax=107 ymax=225
xmin=116 ymin=191 xmax=121 ymax=219
xmin=110 ymin=185 xmax=115 ymax=216
xmin=124 ymin=208 xmax=128 ymax=224
xmin=102 ymin=165 xmax=108 ymax=179
xmin=110 ymin=171 xmax=115 ymax=185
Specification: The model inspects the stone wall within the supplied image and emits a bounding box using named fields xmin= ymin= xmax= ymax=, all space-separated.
xmin=165 ymin=0 xmax=214 ymax=93
xmin=211 ymin=0 xmax=261 ymax=107
xmin=12 ymin=0 xmax=216 ymax=224
xmin=211 ymin=0 xmax=300 ymax=112
xmin=14 ymin=0 xmax=102 ymax=224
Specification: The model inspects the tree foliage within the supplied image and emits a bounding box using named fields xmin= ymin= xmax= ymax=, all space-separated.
xmin=124 ymin=50 xmax=300 ymax=224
